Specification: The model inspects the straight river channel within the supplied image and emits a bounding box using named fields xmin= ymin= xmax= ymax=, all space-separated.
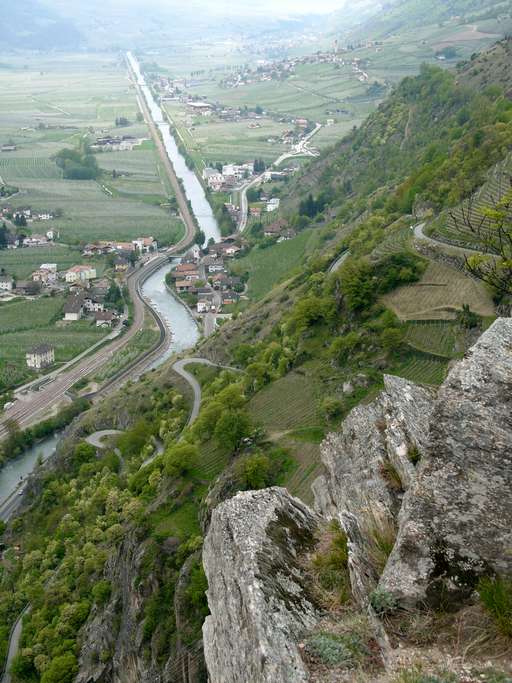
xmin=0 ymin=54 xmax=221 ymax=514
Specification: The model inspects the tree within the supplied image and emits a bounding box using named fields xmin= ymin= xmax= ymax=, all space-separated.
xmin=41 ymin=653 xmax=78 ymax=683
xmin=451 ymin=185 xmax=512 ymax=300
xmin=164 ymin=443 xmax=198 ymax=477
xmin=195 ymin=229 xmax=206 ymax=248
xmin=237 ymin=453 xmax=271 ymax=489
xmin=214 ymin=409 xmax=252 ymax=452
xmin=380 ymin=327 xmax=405 ymax=353
xmin=0 ymin=223 xmax=8 ymax=249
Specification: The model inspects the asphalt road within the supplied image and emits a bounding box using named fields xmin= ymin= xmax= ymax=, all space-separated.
xmin=413 ymin=222 xmax=484 ymax=256
xmin=172 ymin=358 xmax=241 ymax=426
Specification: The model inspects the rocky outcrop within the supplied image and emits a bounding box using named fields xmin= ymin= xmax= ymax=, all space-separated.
xmin=314 ymin=374 xmax=435 ymax=603
xmin=380 ymin=318 xmax=512 ymax=605
xmin=203 ymin=488 xmax=321 ymax=683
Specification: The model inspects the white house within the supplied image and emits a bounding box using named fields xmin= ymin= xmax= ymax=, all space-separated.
xmin=65 ymin=265 xmax=97 ymax=283
xmin=0 ymin=275 xmax=14 ymax=291
xmin=63 ymin=295 xmax=84 ymax=321
xmin=267 ymin=198 xmax=280 ymax=212
xmin=132 ymin=236 xmax=157 ymax=253
xmin=26 ymin=344 xmax=55 ymax=370
xmin=23 ymin=234 xmax=48 ymax=247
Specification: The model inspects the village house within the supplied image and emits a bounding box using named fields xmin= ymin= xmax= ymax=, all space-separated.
xmin=83 ymin=295 xmax=104 ymax=313
xmin=132 ymin=236 xmax=157 ymax=253
xmin=175 ymin=280 xmax=196 ymax=294
xmin=264 ymin=218 xmax=288 ymax=238
xmin=187 ymin=101 xmax=213 ymax=115
xmin=0 ymin=275 xmax=14 ymax=292
xmin=278 ymin=228 xmax=297 ymax=242
xmin=23 ymin=234 xmax=48 ymax=247
xmin=16 ymin=280 xmax=40 ymax=296
xmin=6 ymin=233 xmax=20 ymax=249
xmin=115 ymin=257 xmax=129 ymax=273
xmin=31 ymin=268 xmax=56 ymax=285
xmin=26 ymin=343 xmax=55 ymax=370
xmin=266 ymin=198 xmax=281 ymax=213
xmin=65 ymin=265 xmax=97 ymax=284
xmin=222 ymin=290 xmax=240 ymax=306
xmin=1 ymin=144 xmax=16 ymax=152
xmin=95 ymin=311 xmax=115 ymax=327
xmin=63 ymin=294 xmax=84 ymax=321
xmin=197 ymin=293 xmax=215 ymax=313
xmin=203 ymin=256 xmax=225 ymax=274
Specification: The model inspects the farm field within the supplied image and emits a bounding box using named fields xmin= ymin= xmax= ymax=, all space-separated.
xmin=164 ymin=104 xmax=288 ymax=167
xmin=381 ymin=261 xmax=495 ymax=321
xmin=231 ymin=228 xmax=322 ymax=300
xmin=389 ymin=350 xmax=450 ymax=387
xmin=0 ymin=53 xmax=183 ymax=246
xmin=247 ymin=371 xmax=324 ymax=433
xmin=0 ymin=245 xmax=96 ymax=279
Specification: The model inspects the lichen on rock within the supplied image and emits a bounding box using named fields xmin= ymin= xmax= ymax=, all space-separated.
xmin=202 ymin=487 xmax=322 ymax=683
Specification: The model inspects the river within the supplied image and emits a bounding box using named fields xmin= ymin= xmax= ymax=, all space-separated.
xmin=127 ymin=51 xmax=221 ymax=245
xmin=0 ymin=56 xmax=221 ymax=510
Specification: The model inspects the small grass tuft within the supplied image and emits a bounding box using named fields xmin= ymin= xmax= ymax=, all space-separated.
xmin=478 ymin=576 xmax=512 ymax=638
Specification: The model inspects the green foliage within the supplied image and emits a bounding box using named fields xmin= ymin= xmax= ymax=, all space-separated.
xmin=322 ymin=397 xmax=344 ymax=421
xmin=40 ymin=653 xmax=79 ymax=683
xmin=92 ymin=580 xmax=112 ymax=606
xmin=370 ymin=588 xmax=399 ymax=616
xmin=164 ymin=443 xmax=198 ymax=477
xmin=311 ymin=521 xmax=351 ymax=606
xmin=236 ymin=453 xmax=271 ymax=489
xmin=54 ymin=147 xmax=100 ymax=181
xmin=304 ymin=632 xmax=366 ymax=668
xmin=214 ymin=409 xmax=253 ymax=452
xmin=456 ymin=303 xmax=481 ymax=330
xmin=478 ymin=576 xmax=512 ymax=637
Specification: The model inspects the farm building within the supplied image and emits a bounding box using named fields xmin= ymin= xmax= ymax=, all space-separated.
xmin=0 ymin=275 xmax=14 ymax=291
xmin=26 ymin=344 xmax=55 ymax=370
xmin=65 ymin=265 xmax=97 ymax=283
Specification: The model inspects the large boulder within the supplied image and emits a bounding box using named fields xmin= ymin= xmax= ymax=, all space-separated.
xmin=203 ymin=488 xmax=321 ymax=683
xmin=380 ymin=318 xmax=512 ymax=606
xmin=314 ymin=375 xmax=434 ymax=603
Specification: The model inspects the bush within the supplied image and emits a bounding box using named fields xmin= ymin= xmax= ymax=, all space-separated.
xmin=370 ymin=588 xmax=398 ymax=616
xmin=304 ymin=632 xmax=364 ymax=668
xmin=164 ymin=443 xmax=198 ymax=477
xmin=478 ymin=576 xmax=512 ymax=637
xmin=237 ymin=453 xmax=272 ymax=489
xmin=41 ymin=652 xmax=78 ymax=683
xmin=92 ymin=580 xmax=112 ymax=606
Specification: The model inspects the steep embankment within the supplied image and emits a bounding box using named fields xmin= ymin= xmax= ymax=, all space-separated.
xmin=203 ymin=319 xmax=512 ymax=682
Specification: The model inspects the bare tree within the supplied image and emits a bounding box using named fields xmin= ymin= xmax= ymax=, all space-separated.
xmin=450 ymin=174 xmax=512 ymax=299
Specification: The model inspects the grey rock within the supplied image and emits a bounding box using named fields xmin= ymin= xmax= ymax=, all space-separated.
xmin=203 ymin=487 xmax=321 ymax=683
xmin=315 ymin=375 xmax=434 ymax=603
xmin=380 ymin=318 xmax=512 ymax=606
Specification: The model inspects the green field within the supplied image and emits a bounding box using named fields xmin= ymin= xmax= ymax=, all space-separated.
xmin=390 ymin=350 xmax=450 ymax=386
xmin=0 ymin=296 xmax=63 ymax=333
xmin=232 ymin=228 xmax=322 ymax=300
xmin=0 ymin=245 xmax=99 ymax=279
xmin=0 ymin=54 xmax=183 ymax=246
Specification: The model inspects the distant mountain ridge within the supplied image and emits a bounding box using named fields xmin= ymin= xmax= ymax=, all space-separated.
xmin=0 ymin=0 xmax=83 ymax=50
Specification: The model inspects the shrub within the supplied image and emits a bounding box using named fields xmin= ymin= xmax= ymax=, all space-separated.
xmin=304 ymin=632 xmax=367 ymax=668
xmin=92 ymin=580 xmax=112 ymax=606
xmin=237 ymin=453 xmax=272 ymax=489
xmin=164 ymin=443 xmax=198 ymax=477
xmin=478 ymin=576 xmax=512 ymax=637
xmin=370 ymin=588 xmax=399 ymax=616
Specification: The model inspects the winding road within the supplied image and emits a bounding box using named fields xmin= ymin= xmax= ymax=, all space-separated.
xmin=172 ymin=357 xmax=242 ymax=426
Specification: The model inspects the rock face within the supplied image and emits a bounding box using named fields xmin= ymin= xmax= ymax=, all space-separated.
xmin=203 ymin=488 xmax=321 ymax=683
xmin=380 ymin=318 xmax=512 ymax=605
xmin=314 ymin=374 xmax=435 ymax=603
